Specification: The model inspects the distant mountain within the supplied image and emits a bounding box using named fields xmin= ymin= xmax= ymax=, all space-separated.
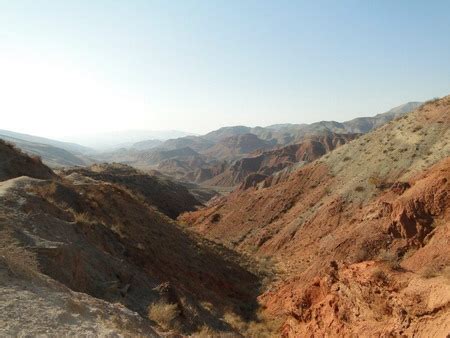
xmin=203 ymin=126 xmax=253 ymax=142
xmin=62 ymin=129 xmax=196 ymax=150
xmin=202 ymin=132 xmax=359 ymax=187
xmin=91 ymin=101 xmax=423 ymax=184
xmin=202 ymin=133 xmax=276 ymax=161
xmin=252 ymin=101 xmax=424 ymax=144
xmin=160 ymin=101 xmax=423 ymax=150
xmin=341 ymin=101 xmax=423 ymax=133
xmin=130 ymin=139 xmax=163 ymax=150
xmin=158 ymin=136 xmax=215 ymax=152
xmin=0 ymin=129 xmax=92 ymax=154
xmin=136 ymin=147 xmax=203 ymax=166
xmin=0 ymin=135 xmax=88 ymax=168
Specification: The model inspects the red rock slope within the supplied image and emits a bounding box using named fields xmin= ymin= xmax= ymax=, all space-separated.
xmin=180 ymin=96 xmax=450 ymax=336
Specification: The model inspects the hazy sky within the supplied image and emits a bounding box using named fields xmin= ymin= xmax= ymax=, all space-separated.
xmin=1 ymin=0 xmax=449 ymax=139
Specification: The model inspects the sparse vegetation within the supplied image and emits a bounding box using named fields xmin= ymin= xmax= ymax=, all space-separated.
xmin=368 ymin=175 xmax=394 ymax=190
xmin=421 ymin=263 xmax=440 ymax=279
xmin=371 ymin=268 xmax=389 ymax=284
xmin=193 ymin=325 xmax=220 ymax=337
xmin=0 ymin=228 xmax=40 ymax=279
xmin=222 ymin=311 xmax=281 ymax=337
xmin=378 ymin=249 xmax=401 ymax=271
xmin=72 ymin=211 xmax=92 ymax=224
xmin=147 ymin=300 xmax=180 ymax=330
xmin=425 ymin=97 xmax=440 ymax=105
xmin=354 ymin=246 xmax=370 ymax=263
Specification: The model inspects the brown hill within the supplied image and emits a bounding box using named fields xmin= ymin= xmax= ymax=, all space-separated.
xmin=156 ymin=157 xmax=210 ymax=182
xmin=0 ymin=139 xmax=56 ymax=181
xmin=136 ymin=147 xmax=202 ymax=166
xmin=180 ymin=96 xmax=450 ymax=336
xmin=203 ymin=132 xmax=358 ymax=187
xmin=202 ymin=133 xmax=276 ymax=161
xmin=62 ymin=163 xmax=203 ymax=219
xmin=158 ymin=135 xmax=215 ymax=152
xmin=0 ymin=135 xmax=89 ymax=168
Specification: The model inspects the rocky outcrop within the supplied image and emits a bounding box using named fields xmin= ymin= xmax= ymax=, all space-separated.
xmin=386 ymin=170 xmax=448 ymax=242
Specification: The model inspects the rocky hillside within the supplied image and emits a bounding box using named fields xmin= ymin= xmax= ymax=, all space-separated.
xmin=136 ymin=147 xmax=203 ymax=166
xmin=203 ymin=132 xmax=358 ymax=187
xmin=202 ymin=133 xmax=276 ymax=161
xmin=0 ymin=129 xmax=92 ymax=154
xmin=131 ymin=139 xmax=163 ymax=151
xmin=181 ymin=96 xmax=450 ymax=336
xmin=0 ymin=139 xmax=57 ymax=181
xmin=0 ymin=148 xmax=271 ymax=336
xmin=0 ymin=135 xmax=88 ymax=168
xmin=61 ymin=163 xmax=203 ymax=219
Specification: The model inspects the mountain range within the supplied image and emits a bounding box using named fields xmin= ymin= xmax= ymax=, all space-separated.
xmin=0 ymin=96 xmax=449 ymax=336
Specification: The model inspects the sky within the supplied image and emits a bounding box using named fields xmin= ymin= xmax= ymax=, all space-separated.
xmin=1 ymin=0 xmax=449 ymax=141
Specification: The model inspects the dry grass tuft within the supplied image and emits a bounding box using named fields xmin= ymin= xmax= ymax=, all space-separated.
xmin=0 ymin=229 xmax=40 ymax=279
xmin=354 ymin=246 xmax=370 ymax=263
xmin=72 ymin=211 xmax=93 ymax=224
xmin=371 ymin=268 xmax=389 ymax=284
xmin=421 ymin=263 xmax=441 ymax=279
xmin=192 ymin=325 xmax=221 ymax=337
xmin=223 ymin=311 xmax=281 ymax=337
xmin=147 ymin=300 xmax=180 ymax=330
xmin=378 ymin=249 xmax=401 ymax=270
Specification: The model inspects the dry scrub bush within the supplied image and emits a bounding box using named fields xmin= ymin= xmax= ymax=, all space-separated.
xmin=193 ymin=325 xmax=221 ymax=337
xmin=223 ymin=311 xmax=281 ymax=337
xmin=0 ymin=229 xmax=39 ymax=279
xmin=354 ymin=186 xmax=365 ymax=192
xmin=371 ymin=269 xmax=389 ymax=284
xmin=354 ymin=249 xmax=368 ymax=263
xmin=72 ymin=211 xmax=92 ymax=224
xmin=378 ymin=249 xmax=401 ymax=270
xmin=147 ymin=300 xmax=180 ymax=330
xmin=421 ymin=263 xmax=441 ymax=279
